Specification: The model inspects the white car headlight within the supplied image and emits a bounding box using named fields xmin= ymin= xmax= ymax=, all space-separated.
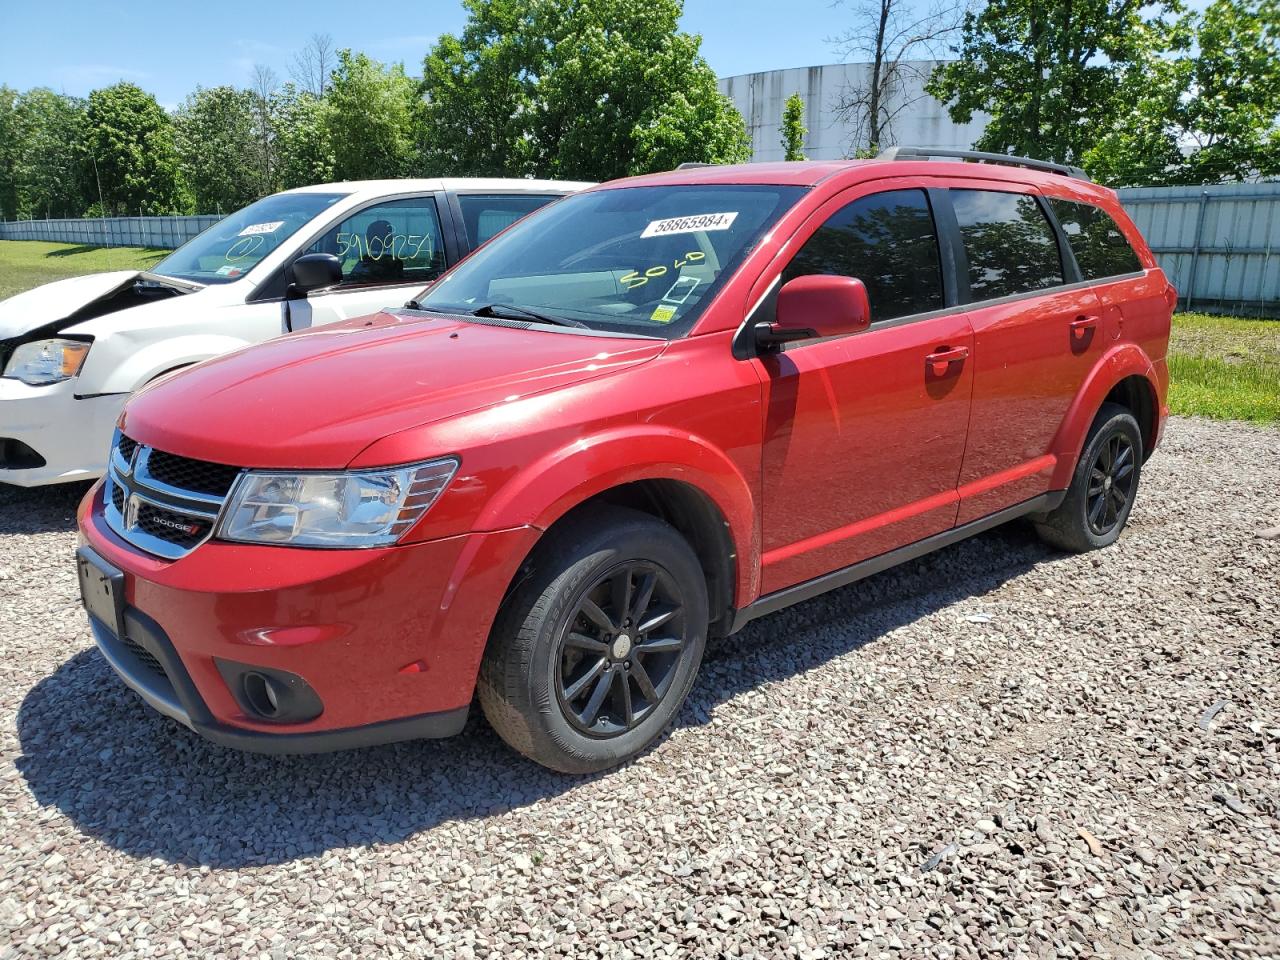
xmin=3 ymin=338 xmax=91 ymax=385
xmin=217 ymin=458 xmax=459 ymax=548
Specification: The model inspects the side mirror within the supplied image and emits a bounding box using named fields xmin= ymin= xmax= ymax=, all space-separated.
xmin=755 ymin=274 xmax=871 ymax=348
xmin=288 ymin=253 xmax=343 ymax=297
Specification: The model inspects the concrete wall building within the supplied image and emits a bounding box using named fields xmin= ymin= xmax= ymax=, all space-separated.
xmin=718 ymin=61 xmax=990 ymax=163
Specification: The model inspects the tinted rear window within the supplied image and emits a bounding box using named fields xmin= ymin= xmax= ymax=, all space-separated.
xmin=1049 ymin=198 xmax=1143 ymax=280
xmin=952 ymin=190 xmax=1064 ymax=301
xmin=457 ymin=194 xmax=561 ymax=247
xmin=782 ymin=189 xmax=944 ymax=322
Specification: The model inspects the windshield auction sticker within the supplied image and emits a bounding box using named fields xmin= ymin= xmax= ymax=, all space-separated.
xmin=238 ymin=221 xmax=285 ymax=237
xmin=641 ymin=212 xmax=738 ymax=238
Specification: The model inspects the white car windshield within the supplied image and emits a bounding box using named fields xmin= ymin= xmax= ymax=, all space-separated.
xmin=418 ymin=185 xmax=805 ymax=338
xmin=154 ymin=192 xmax=348 ymax=285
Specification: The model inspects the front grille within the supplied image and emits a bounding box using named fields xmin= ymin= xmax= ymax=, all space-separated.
xmin=136 ymin=501 xmax=212 ymax=549
xmin=121 ymin=634 xmax=168 ymax=679
xmin=145 ymin=449 xmax=240 ymax=497
xmin=104 ymin=430 xmax=242 ymax=560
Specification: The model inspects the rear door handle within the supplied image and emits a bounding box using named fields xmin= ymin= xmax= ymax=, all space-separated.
xmin=1070 ymin=315 xmax=1099 ymax=340
xmin=926 ymin=345 xmax=969 ymax=377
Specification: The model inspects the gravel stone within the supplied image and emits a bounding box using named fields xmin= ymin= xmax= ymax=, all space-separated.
xmin=1 ymin=416 xmax=1278 ymax=958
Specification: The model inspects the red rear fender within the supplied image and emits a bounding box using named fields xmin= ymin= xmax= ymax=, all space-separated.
xmin=1049 ymin=343 xmax=1161 ymax=488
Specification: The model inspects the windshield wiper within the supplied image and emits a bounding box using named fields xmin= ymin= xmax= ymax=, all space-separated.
xmin=471 ymin=302 xmax=588 ymax=329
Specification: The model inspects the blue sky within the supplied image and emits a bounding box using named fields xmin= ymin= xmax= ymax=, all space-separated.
xmin=0 ymin=0 xmax=846 ymax=107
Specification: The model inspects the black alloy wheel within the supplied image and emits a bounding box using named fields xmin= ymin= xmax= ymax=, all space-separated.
xmin=1085 ymin=432 xmax=1137 ymax=536
xmin=1033 ymin=401 xmax=1143 ymax=553
xmin=556 ymin=561 xmax=690 ymax=737
xmin=478 ymin=505 xmax=709 ymax=774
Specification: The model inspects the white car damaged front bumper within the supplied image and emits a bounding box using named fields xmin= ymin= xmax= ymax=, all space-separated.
xmin=0 ymin=377 xmax=127 ymax=486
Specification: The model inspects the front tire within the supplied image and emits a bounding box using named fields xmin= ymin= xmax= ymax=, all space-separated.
xmin=478 ymin=506 xmax=708 ymax=773
xmin=1035 ymin=402 xmax=1142 ymax=553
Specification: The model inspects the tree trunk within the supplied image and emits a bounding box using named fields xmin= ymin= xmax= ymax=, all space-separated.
xmin=868 ymin=0 xmax=891 ymax=151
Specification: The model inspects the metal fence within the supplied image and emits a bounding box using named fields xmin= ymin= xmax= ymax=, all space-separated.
xmin=1117 ymin=183 xmax=1280 ymax=318
xmin=0 ymin=215 xmax=223 ymax=249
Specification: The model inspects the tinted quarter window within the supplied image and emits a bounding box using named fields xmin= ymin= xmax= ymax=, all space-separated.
xmin=952 ymin=190 xmax=1064 ymax=301
xmin=308 ymin=197 xmax=446 ymax=286
xmin=783 ymin=189 xmax=944 ymax=322
xmin=458 ymin=194 xmax=560 ymax=247
xmin=1049 ymin=198 xmax=1143 ymax=280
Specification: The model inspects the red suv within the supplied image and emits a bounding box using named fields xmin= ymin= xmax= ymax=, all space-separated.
xmin=77 ymin=149 xmax=1173 ymax=772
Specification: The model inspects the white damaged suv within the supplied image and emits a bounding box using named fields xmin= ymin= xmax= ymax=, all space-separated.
xmin=0 ymin=178 xmax=588 ymax=486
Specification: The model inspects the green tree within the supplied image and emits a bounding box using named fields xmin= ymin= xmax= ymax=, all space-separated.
xmin=0 ymin=86 xmax=18 ymax=219
xmin=926 ymin=0 xmax=1181 ymax=166
xmin=419 ymin=0 xmax=540 ymax=176
xmin=781 ymin=92 xmax=807 ymax=160
xmin=13 ymin=89 xmax=90 ymax=219
xmin=82 ymin=82 xmax=189 ymax=215
xmin=324 ymin=50 xmax=420 ymax=181
xmin=420 ymin=0 xmax=751 ymax=180
xmin=1085 ymin=0 xmax=1280 ymax=184
xmin=274 ymin=85 xmax=335 ymax=189
xmin=175 ymin=86 xmax=260 ymax=213
xmin=249 ymin=65 xmax=281 ymax=196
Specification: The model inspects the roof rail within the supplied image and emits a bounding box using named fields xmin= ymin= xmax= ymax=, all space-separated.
xmin=676 ymin=162 xmax=718 ymax=170
xmin=877 ymin=146 xmax=1091 ymax=181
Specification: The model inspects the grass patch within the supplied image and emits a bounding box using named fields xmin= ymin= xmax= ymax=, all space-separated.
xmin=1168 ymin=312 xmax=1279 ymax=424
xmin=0 ymin=240 xmax=166 ymax=301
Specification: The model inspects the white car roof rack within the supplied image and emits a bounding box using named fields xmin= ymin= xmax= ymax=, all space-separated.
xmin=877 ymin=146 xmax=1091 ymax=182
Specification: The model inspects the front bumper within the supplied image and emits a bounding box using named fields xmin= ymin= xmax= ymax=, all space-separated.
xmin=0 ymin=377 xmax=126 ymax=486
xmin=78 ymin=483 xmax=541 ymax=752
xmin=87 ymin=607 xmax=469 ymax=752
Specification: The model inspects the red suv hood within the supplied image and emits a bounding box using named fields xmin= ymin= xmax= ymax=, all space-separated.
xmin=121 ymin=311 xmax=666 ymax=468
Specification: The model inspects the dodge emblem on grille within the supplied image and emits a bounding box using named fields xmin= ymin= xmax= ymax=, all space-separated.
xmin=152 ymin=515 xmax=201 ymax=536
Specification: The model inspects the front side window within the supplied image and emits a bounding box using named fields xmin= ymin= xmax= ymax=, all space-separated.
xmin=457 ymin=194 xmax=561 ymax=247
xmin=307 ymin=197 xmax=446 ymax=287
xmin=1049 ymin=198 xmax=1143 ymax=280
xmin=952 ymin=190 xmax=1064 ymax=301
xmin=153 ymin=192 xmax=347 ymax=284
xmin=782 ymin=189 xmax=944 ymax=322
xmin=418 ymin=185 xmax=805 ymax=338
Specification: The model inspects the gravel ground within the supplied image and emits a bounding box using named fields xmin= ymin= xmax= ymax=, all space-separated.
xmin=1 ymin=415 xmax=1277 ymax=959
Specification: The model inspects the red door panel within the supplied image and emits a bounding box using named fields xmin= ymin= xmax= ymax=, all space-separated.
xmin=956 ymin=283 xmax=1104 ymax=523
xmin=758 ymin=311 xmax=974 ymax=593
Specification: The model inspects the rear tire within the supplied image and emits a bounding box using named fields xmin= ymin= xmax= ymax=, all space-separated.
xmin=478 ymin=506 xmax=708 ymax=774
xmin=1034 ymin=402 xmax=1142 ymax=553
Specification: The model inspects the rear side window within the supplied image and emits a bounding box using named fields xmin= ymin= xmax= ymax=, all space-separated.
xmin=952 ymin=190 xmax=1064 ymax=301
xmin=1049 ymin=198 xmax=1143 ymax=280
xmin=782 ymin=189 xmax=944 ymax=322
xmin=457 ymin=194 xmax=560 ymax=248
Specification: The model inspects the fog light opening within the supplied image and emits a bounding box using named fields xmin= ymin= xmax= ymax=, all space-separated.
xmin=242 ymin=671 xmax=283 ymax=719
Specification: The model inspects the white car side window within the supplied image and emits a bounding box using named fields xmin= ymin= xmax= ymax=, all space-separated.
xmin=307 ymin=197 xmax=447 ymax=288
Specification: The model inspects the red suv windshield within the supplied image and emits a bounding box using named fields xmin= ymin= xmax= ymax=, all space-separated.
xmin=419 ymin=184 xmax=806 ymax=338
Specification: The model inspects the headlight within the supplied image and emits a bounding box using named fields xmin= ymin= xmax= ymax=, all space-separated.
xmin=218 ymin=458 xmax=459 ymax=548
xmin=3 ymin=338 xmax=91 ymax=385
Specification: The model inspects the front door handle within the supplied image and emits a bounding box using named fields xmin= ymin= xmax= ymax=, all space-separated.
xmin=926 ymin=345 xmax=969 ymax=377
xmin=1070 ymin=315 xmax=1099 ymax=340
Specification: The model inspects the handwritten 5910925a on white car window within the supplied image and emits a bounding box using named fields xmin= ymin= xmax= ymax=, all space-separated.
xmin=0 ymin=177 xmax=589 ymax=487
